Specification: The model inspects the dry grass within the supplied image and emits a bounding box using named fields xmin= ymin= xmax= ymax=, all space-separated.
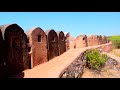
xmin=82 ymin=66 xmax=120 ymax=78
xmin=110 ymin=49 xmax=120 ymax=57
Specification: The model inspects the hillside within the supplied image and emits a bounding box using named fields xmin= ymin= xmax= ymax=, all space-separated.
xmin=108 ymin=35 xmax=120 ymax=49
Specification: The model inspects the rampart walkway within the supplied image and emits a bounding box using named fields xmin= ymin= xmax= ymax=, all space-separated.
xmin=15 ymin=43 xmax=112 ymax=78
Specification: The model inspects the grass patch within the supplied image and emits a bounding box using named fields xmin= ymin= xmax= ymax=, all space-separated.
xmin=108 ymin=35 xmax=120 ymax=49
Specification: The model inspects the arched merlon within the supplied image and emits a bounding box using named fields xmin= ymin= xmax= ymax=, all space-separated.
xmin=0 ymin=23 xmax=29 ymax=75
xmin=45 ymin=29 xmax=59 ymax=60
xmin=0 ymin=29 xmax=4 ymax=78
xmin=26 ymin=27 xmax=47 ymax=68
xmin=56 ymin=31 xmax=66 ymax=55
xmin=75 ymin=34 xmax=88 ymax=48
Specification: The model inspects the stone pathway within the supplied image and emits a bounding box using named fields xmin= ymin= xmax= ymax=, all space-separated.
xmin=17 ymin=48 xmax=87 ymax=78
xmin=12 ymin=43 xmax=114 ymax=78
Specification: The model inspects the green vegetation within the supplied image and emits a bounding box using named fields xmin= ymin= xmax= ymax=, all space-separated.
xmin=85 ymin=49 xmax=108 ymax=70
xmin=108 ymin=35 xmax=120 ymax=49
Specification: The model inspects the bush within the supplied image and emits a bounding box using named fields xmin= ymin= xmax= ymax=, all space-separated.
xmin=85 ymin=49 xmax=108 ymax=70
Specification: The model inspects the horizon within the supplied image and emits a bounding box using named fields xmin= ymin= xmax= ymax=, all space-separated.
xmin=0 ymin=12 xmax=120 ymax=38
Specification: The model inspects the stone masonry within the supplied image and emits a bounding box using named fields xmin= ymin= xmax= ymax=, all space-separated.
xmin=26 ymin=27 xmax=48 ymax=68
xmin=57 ymin=31 xmax=66 ymax=55
xmin=45 ymin=29 xmax=59 ymax=60
xmin=75 ymin=34 xmax=88 ymax=48
xmin=0 ymin=24 xmax=29 ymax=76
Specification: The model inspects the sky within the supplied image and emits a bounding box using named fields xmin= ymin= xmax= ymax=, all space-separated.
xmin=0 ymin=12 xmax=120 ymax=38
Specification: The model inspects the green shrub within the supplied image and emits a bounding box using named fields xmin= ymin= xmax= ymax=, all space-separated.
xmin=85 ymin=49 xmax=108 ymax=70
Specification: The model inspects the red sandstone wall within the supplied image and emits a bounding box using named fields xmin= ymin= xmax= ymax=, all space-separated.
xmin=0 ymin=24 xmax=29 ymax=76
xmin=27 ymin=28 xmax=47 ymax=68
xmin=0 ymin=29 xmax=5 ymax=78
xmin=87 ymin=35 xmax=103 ymax=46
xmin=75 ymin=35 xmax=87 ymax=48
xmin=101 ymin=42 xmax=113 ymax=52
xmin=66 ymin=36 xmax=75 ymax=50
xmin=57 ymin=31 xmax=66 ymax=55
xmin=87 ymin=35 xmax=93 ymax=46
xmin=69 ymin=41 xmax=75 ymax=49
xmin=95 ymin=42 xmax=113 ymax=53
xmin=46 ymin=30 xmax=59 ymax=60
xmin=93 ymin=35 xmax=99 ymax=45
xmin=98 ymin=35 xmax=102 ymax=45
xmin=102 ymin=36 xmax=107 ymax=44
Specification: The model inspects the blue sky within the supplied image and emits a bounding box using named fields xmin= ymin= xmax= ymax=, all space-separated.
xmin=0 ymin=12 xmax=120 ymax=38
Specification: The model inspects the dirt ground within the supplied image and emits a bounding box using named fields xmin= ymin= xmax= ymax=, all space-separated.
xmin=82 ymin=49 xmax=120 ymax=78
xmin=109 ymin=49 xmax=120 ymax=57
xmin=82 ymin=66 xmax=120 ymax=78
